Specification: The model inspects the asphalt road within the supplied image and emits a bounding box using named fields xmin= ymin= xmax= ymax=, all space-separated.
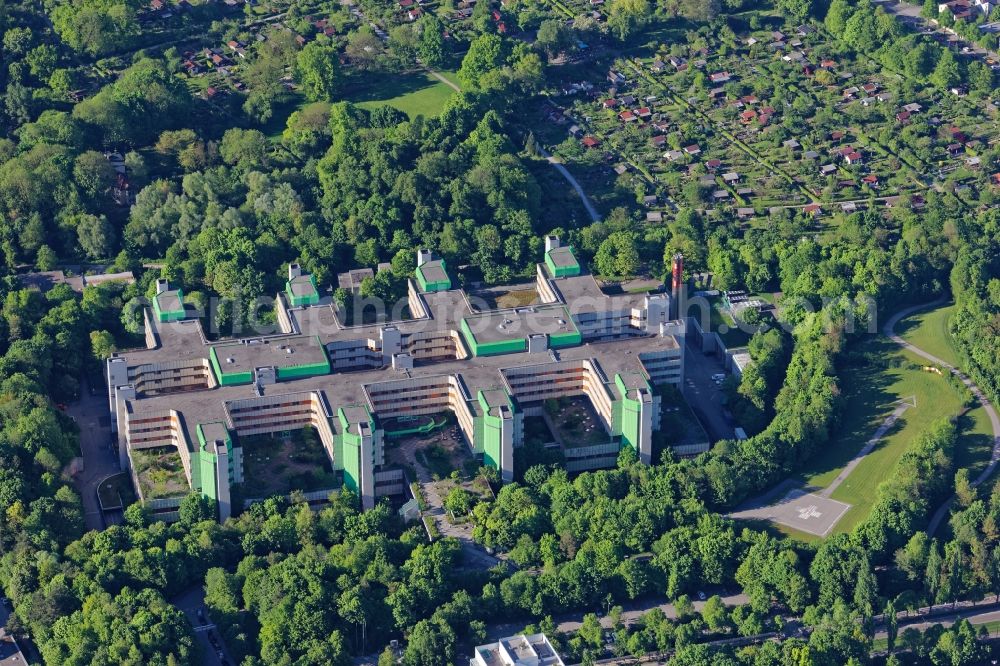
xmin=873 ymin=0 xmax=1000 ymax=64
xmin=884 ymin=301 xmax=1000 ymax=535
xmin=172 ymin=587 xmax=236 ymax=666
xmin=67 ymin=377 xmax=122 ymax=532
xmin=680 ymin=343 xmax=732 ymax=443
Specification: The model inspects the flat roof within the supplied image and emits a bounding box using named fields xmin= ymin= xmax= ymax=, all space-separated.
xmin=475 ymin=633 xmax=564 ymax=666
xmin=213 ymin=337 xmax=328 ymax=374
xmin=116 ymin=242 xmax=683 ymax=454
xmin=198 ymin=421 xmax=230 ymax=454
xmin=84 ymin=271 xmax=135 ymax=288
xmin=17 ymin=270 xmax=67 ymax=292
xmin=616 ymin=370 xmax=652 ymax=401
xmin=547 ymin=273 xmax=654 ymax=313
xmin=288 ymin=274 xmax=318 ymax=297
xmin=123 ymin=333 xmax=681 ymax=445
xmin=481 ymin=388 xmax=513 ymax=417
xmin=337 ymin=268 xmax=374 ymax=291
xmin=547 ymin=246 xmax=579 ymax=268
xmin=418 ymin=260 xmax=449 ymax=284
xmin=463 ymin=305 xmax=576 ymax=344
xmin=155 ymin=290 xmax=184 ymax=313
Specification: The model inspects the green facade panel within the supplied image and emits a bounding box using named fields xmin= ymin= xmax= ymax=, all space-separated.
xmin=192 ymin=422 xmax=234 ymax=503
xmin=275 ymin=340 xmax=331 ymax=380
xmin=208 ymin=348 xmax=253 ymax=386
xmin=342 ymin=439 xmax=362 ymax=494
xmin=620 ymin=397 xmax=642 ymax=452
xmin=152 ymin=289 xmax=186 ymax=323
xmin=545 ymin=247 xmax=581 ymax=278
xmin=549 ymin=329 xmax=582 ymax=348
xmin=286 ymin=274 xmax=320 ymax=307
xmin=476 ymin=390 xmax=515 ymax=474
xmin=482 ymin=419 xmax=502 ymax=471
xmin=198 ymin=452 xmax=218 ymax=501
xmin=336 ymin=405 xmax=374 ymax=495
xmin=415 ymin=260 xmax=452 ymax=292
xmin=476 ymin=338 xmax=528 ymax=356
xmin=461 ymin=319 xmax=528 ymax=357
xmin=614 ymin=373 xmax=649 ymax=453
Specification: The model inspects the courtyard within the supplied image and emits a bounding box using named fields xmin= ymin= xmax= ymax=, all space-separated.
xmin=239 ymin=429 xmax=339 ymax=499
xmin=544 ymin=396 xmax=614 ymax=448
xmin=131 ymin=446 xmax=189 ymax=501
xmin=387 ymin=418 xmax=500 ymax=568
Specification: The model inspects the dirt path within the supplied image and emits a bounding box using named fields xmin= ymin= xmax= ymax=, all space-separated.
xmin=884 ymin=301 xmax=1000 ymax=536
xmin=427 ymin=69 xmax=460 ymax=92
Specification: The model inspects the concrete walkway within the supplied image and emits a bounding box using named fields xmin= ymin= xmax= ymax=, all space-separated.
xmin=397 ymin=434 xmax=501 ymax=569
xmin=818 ymin=399 xmax=914 ymax=498
xmin=731 ymin=397 xmax=916 ymax=535
xmin=883 ymin=301 xmax=1000 ymax=535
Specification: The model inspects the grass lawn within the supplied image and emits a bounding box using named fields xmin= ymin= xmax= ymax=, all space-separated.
xmin=472 ymin=287 xmax=540 ymax=310
xmin=896 ymin=302 xmax=961 ymax=368
xmin=344 ymin=70 xmax=457 ymax=119
xmin=795 ymin=337 xmax=968 ymax=535
xmin=953 ymin=405 xmax=996 ymax=480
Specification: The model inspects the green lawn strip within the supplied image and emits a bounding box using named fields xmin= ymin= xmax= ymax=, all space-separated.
xmin=708 ymin=302 xmax=752 ymax=348
xmin=896 ymin=302 xmax=961 ymax=367
xmin=261 ymin=71 xmax=455 ymax=142
xmin=542 ymin=0 xmax=575 ymax=18
xmin=772 ymin=522 xmax=824 ymax=545
xmin=349 ymin=70 xmax=456 ymax=118
xmin=796 ymin=339 xmax=965 ymax=535
xmin=954 ymin=405 xmax=996 ymax=480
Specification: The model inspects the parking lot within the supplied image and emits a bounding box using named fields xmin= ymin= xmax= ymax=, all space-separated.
xmin=67 ymin=377 xmax=123 ymax=531
xmin=681 ymin=343 xmax=735 ymax=443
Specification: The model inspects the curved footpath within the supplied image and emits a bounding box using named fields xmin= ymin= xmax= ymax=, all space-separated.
xmin=884 ymin=301 xmax=1000 ymax=536
xmin=536 ymin=147 xmax=602 ymax=223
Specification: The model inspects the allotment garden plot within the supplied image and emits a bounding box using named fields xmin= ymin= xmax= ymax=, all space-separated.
xmin=552 ymin=20 xmax=1000 ymax=213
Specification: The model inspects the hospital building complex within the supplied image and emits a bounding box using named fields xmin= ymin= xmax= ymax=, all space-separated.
xmin=107 ymin=236 xmax=688 ymax=522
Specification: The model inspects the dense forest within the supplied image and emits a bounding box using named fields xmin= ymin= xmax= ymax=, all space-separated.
xmin=0 ymin=0 xmax=996 ymax=662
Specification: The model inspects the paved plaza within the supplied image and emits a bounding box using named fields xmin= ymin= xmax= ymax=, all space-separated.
xmin=731 ymin=489 xmax=851 ymax=537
